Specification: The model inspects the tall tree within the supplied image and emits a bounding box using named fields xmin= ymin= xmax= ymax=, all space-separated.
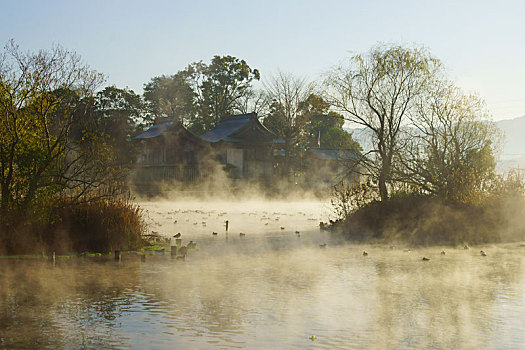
xmin=143 ymin=55 xmax=260 ymax=134
xmin=399 ymin=83 xmax=501 ymax=202
xmin=196 ymin=55 xmax=260 ymax=131
xmin=92 ymin=86 xmax=148 ymax=165
xmin=0 ymin=41 xmax=120 ymax=227
xmin=263 ymin=72 xmax=313 ymax=178
xmin=326 ymin=44 xmax=441 ymax=201
xmin=143 ymin=71 xmax=196 ymax=126
xmin=298 ymin=94 xmax=361 ymax=150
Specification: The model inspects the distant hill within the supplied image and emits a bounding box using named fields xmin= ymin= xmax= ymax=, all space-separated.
xmin=496 ymin=115 xmax=525 ymax=156
xmin=496 ymin=115 xmax=525 ymax=171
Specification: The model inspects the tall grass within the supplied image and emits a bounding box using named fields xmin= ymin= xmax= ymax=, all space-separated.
xmin=0 ymin=195 xmax=147 ymax=255
xmin=50 ymin=195 xmax=147 ymax=253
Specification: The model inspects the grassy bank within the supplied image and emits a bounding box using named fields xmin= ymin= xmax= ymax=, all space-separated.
xmin=0 ymin=196 xmax=147 ymax=255
xmin=332 ymin=193 xmax=525 ymax=246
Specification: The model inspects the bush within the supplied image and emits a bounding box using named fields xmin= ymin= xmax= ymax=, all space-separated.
xmin=47 ymin=195 xmax=147 ymax=253
xmin=333 ymin=182 xmax=525 ymax=246
xmin=0 ymin=195 xmax=146 ymax=255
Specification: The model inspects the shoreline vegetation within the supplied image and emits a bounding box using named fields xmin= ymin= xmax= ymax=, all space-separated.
xmin=328 ymin=176 xmax=525 ymax=246
xmin=0 ymin=195 xmax=147 ymax=255
xmin=1 ymin=41 xmax=524 ymax=255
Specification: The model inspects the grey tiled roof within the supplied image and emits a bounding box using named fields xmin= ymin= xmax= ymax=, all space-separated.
xmin=134 ymin=122 xmax=174 ymax=139
xmin=200 ymin=118 xmax=252 ymax=142
xmin=200 ymin=113 xmax=275 ymax=144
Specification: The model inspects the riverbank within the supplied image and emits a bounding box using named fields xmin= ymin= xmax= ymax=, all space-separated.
xmin=0 ymin=197 xmax=147 ymax=255
xmin=330 ymin=194 xmax=525 ymax=246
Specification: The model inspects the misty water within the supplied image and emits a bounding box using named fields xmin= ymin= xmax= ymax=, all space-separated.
xmin=1 ymin=200 xmax=524 ymax=349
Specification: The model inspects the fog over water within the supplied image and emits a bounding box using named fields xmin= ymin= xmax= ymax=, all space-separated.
xmin=1 ymin=199 xmax=524 ymax=349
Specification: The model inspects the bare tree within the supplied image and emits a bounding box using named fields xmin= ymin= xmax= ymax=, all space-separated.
xmin=325 ymin=44 xmax=440 ymax=201
xmin=399 ymin=82 xmax=502 ymax=202
xmin=263 ymin=72 xmax=314 ymax=178
xmin=235 ymin=88 xmax=271 ymax=117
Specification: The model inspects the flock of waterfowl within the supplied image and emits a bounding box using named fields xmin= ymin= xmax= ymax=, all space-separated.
xmin=360 ymin=245 xmax=490 ymax=262
xmin=144 ymin=204 xmax=494 ymax=263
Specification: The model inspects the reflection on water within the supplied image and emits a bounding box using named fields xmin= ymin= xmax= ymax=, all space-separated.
xmin=1 ymin=201 xmax=524 ymax=349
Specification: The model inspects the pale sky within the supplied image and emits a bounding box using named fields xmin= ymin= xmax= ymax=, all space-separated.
xmin=1 ymin=0 xmax=524 ymax=120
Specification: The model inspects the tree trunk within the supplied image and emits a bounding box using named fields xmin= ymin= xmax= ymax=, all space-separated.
xmin=378 ymin=154 xmax=391 ymax=201
xmin=284 ymin=139 xmax=291 ymax=181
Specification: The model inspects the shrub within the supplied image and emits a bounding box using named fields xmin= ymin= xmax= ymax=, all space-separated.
xmin=0 ymin=195 xmax=146 ymax=255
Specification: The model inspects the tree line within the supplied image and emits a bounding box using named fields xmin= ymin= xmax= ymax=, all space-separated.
xmin=326 ymin=44 xmax=502 ymax=204
xmin=0 ymin=40 xmax=507 ymax=243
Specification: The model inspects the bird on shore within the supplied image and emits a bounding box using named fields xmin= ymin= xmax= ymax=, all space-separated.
xmin=422 ymin=257 xmax=430 ymax=261
xmin=480 ymin=250 xmax=487 ymax=256
xmin=441 ymin=251 xmax=446 ymax=255
xmin=212 ymin=232 xmax=218 ymax=236
xmin=173 ymin=233 xmax=181 ymax=238
xmin=363 ymin=251 xmax=368 ymax=256
xmin=280 ymin=226 xmax=285 ymax=230
xmin=239 ymin=232 xmax=246 ymax=237
xmin=464 ymin=244 xmax=470 ymax=250
xmin=319 ymin=243 xmax=327 ymax=248
xmin=295 ymin=230 xmax=300 ymax=234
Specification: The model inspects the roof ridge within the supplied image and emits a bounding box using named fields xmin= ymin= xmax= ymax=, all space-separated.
xmin=219 ymin=112 xmax=257 ymax=121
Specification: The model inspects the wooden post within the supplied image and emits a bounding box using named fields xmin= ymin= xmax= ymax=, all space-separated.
xmin=171 ymin=246 xmax=177 ymax=257
xmin=140 ymin=254 xmax=146 ymax=262
xmin=114 ymin=250 xmax=121 ymax=261
xmin=175 ymin=238 xmax=182 ymax=246
xmin=48 ymin=252 xmax=56 ymax=265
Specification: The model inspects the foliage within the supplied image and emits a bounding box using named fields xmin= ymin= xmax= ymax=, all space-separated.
xmin=0 ymin=41 xmax=130 ymax=251
xmin=143 ymin=71 xmax=195 ymax=125
xmin=331 ymin=179 xmax=377 ymax=220
xmin=327 ymin=43 xmax=512 ymax=245
xmin=298 ymin=94 xmax=361 ymax=150
xmin=197 ymin=55 xmax=260 ymax=131
xmin=399 ymin=84 xmax=501 ymax=203
xmin=143 ymin=55 xmax=260 ymax=134
xmin=1 ymin=195 xmax=146 ymax=254
xmin=263 ymin=72 xmax=314 ymax=177
xmin=91 ymin=86 xmax=148 ymax=165
xmin=326 ymin=44 xmax=441 ymax=201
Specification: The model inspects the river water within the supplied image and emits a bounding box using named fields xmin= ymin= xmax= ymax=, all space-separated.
xmin=1 ymin=200 xmax=524 ymax=349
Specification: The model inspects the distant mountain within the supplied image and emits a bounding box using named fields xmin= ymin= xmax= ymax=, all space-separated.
xmin=496 ymin=115 xmax=525 ymax=156
xmin=496 ymin=115 xmax=525 ymax=171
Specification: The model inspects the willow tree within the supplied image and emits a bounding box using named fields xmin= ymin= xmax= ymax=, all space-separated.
xmin=326 ymin=44 xmax=441 ymax=201
xmin=399 ymin=83 xmax=501 ymax=202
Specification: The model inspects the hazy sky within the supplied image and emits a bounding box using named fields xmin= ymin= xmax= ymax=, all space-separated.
xmin=1 ymin=0 xmax=524 ymax=120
